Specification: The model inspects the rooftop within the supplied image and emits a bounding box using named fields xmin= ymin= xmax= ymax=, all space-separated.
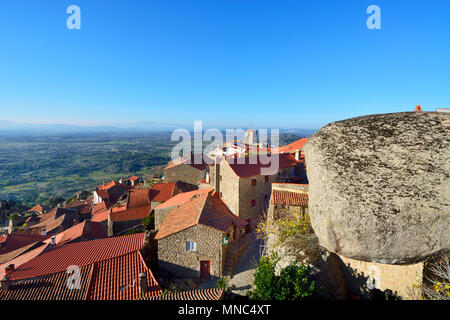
xmin=155 ymin=192 xmax=244 ymax=240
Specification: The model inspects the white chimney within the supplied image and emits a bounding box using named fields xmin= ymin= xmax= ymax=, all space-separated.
xmin=206 ymin=173 xmax=210 ymax=184
xmin=51 ymin=236 xmax=56 ymax=246
xmin=42 ymin=229 xmax=47 ymax=236
xmin=295 ymin=150 xmax=300 ymax=160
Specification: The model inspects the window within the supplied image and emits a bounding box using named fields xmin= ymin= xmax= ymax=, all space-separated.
xmin=186 ymin=241 xmax=197 ymax=251
xmin=251 ymin=179 xmax=256 ymax=186
xmin=264 ymin=176 xmax=269 ymax=182
xmin=251 ymin=200 xmax=256 ymax=208
xmin=264 ymin=194 xmax=268 ymax=201
xmin=219 ymin=175 xmax=222 ymax=181
xmin=219 ymin=192 xmax=223 ymax=197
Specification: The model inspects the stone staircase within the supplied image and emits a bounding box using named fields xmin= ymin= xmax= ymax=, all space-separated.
xmin=223 ymin=233 xmax=253 ymax=276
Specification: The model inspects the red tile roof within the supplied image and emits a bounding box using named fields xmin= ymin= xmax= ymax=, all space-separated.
xmin=98 ymin=180 xmax=127 ymax=190
xmin=149 ymin=183 xmax=176 ymax=203
xmin=109 ymin=189 xmax=151 ymax=222
xmin=225 ymin=153 xmax=299 ymax=178
xmin=0 ymin=264 xmax=92 ymax=300
xmin=44 ymin=220 xmax=106 ymax=245
xmin=86 ymin=251 xmax=161 ymax=300
xmin=0 ymin=243 xmax=49 ymax=279
xmin=95 ymin=189 xmax=110 ymax=200
xmin=128 ymin=176 xmax=140 ymax=181
xmin=0 ymin=234 xmax=50 ymax=255
xmin=153 ymin=188 xmax=213 ymax=210
xmin=0 ymin=248 xmax=161 ymax=300
xmin=155 ymin=192 xmax=244 ymax=240
xmin=274 ymin=138 xmax=309 ymax=154
xmin=146 ymin=288 xmax=224 ymax=300
xmin=271 ymin=190 xmax=309 ymax=206
xmin=0 ymin=241 xmax=44 ymax=264
xmin=28 ymin=204 xmax=50 ymax=214
xmin=91 ymin=208 xmax=109 ymax=223
xmin=5 ymin=233 xmax=145 ymax=281
xmin=18 ymin=208 xmax=80 ymax=236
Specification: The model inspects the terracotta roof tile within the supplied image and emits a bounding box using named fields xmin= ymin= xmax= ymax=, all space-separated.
xmin=145 ymin=288 xmax=224 ymax=300
xmin=225 ymin=153 xmax=299 ymax=178
xmin=271 ymin=190 xmax=309 ymax=206
xmin=155 ymin=193 xmax=244 ymax=240
xmin=0 ymin=243 xmax=49 ymax=279
xmin=87 ymin=251 xmax=161 ymax=300
xmin=0 ymin=265 xmax=92 ymax=300
xmin=153 ymin=188 xmax=212 ymax=210
xmin=0 ymin=234 xmax=50 ymax=255
xmin=0 ymin=251 xmax=161 ymax=300
xmin=149 ymin=183 xmax=176 ymax=202
xmin=44 ymin=220 xmax=106 ymax=245
xmin=5 ymin=233 xmax=145 ymax=281
xmin=273 ymin=138 xmax=309 ymax=154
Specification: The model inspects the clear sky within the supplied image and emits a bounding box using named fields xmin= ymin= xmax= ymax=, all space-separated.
xmin=0 ymin=0 xmax=449 ymax=129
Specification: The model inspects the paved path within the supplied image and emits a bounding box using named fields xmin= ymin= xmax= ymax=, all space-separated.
xmin=228 ymin=232 xmax=263 ymax=296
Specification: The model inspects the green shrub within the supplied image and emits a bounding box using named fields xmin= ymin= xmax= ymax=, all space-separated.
xmin=248 ymin=253 xmax=320 ymax=300
xmin=142 ymin=214 xmax=154 ymax=231
xmin=217 ymin=277 xmax=228 ymax=290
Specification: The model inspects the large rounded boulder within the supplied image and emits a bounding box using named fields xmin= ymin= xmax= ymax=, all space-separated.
xmin=304 ymin=111 xmax=450 ymax=264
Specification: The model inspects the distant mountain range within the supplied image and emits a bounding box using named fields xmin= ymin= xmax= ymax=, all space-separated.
xmin=0 ymin=120 xmax=317 ymax=137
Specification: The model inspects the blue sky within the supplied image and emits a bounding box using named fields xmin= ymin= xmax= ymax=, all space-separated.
xmin=0 ymin=0 xmax=448 ymax=129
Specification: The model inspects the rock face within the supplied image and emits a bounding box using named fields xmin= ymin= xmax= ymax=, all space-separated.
xmin=304 ymin=112 xmax=450 ymax=264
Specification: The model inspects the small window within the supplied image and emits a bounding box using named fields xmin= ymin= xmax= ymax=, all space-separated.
xmin=219 ymin=192 xmax=223 ymax=197
xmin=219 ymin=175 xmax=222 ymax=181
xmin=186 ymin=241 xmax=197 ymax=251
xmin=264 ymin=176 xmax=269 ymax=182
xmin=251 ymin=200 xmax=256 ymax=208
xmin=251 ymin=179 xmax=256 ymax=186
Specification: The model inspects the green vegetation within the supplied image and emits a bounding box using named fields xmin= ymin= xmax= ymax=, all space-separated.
xmin=0 ymin=132 xmax=303 ymax=207
xmin=248 ymin=253 xmax=320 ymax=300
xmin=142 ymin=214 xmax=154 ymax=231
xmin=0 ymin=133 xmax=175 ymax=207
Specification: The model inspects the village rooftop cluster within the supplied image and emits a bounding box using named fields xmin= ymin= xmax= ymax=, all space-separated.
xmin=0 ymin=129 xmax=310 ymax=300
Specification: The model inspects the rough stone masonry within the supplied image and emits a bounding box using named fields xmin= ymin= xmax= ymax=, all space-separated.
xmin=304 ymin=111 xmax=450 ymax=265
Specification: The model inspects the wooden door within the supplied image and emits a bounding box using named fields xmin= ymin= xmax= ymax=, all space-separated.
xmin=200 ymin=261 xmax=210 ymax=281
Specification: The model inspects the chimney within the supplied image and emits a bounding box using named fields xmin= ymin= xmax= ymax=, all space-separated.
xmin=139 ymin=272 xmax=148 ymax=295
xmin=295 ymin=150 xmax=300 ymax=161
xmin=42 ymin=229 xmax=47 ymax=236
xmin=215 ymin=156 xmax=221 ymax=194
xmin=51 ymin=236 xmax=56 ymax=246
xmin=1 ymin=276 xmax=10 ymax=291
xmin=206 ymin=172 xmax=210 ymax=184
xmin=4 ymin=264 xmax=14 ymax=275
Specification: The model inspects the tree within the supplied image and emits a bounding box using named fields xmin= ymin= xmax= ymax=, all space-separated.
xmin=142 ymin=213 xmax=154 ymax=231
xmin=248 ymin=252 xmax=320 ymax=300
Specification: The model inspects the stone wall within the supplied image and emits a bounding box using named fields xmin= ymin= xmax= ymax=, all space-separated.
xmin=108 ymin=218 xmax=143 ymax=236
xmin=158 ymin=224 xmax=226 ymax=280
xmin=272 ymin=183 xmax=309 ymax=193
xmin=164 ymin=164 xmax=205 ymax=186
xmin=154 ymin=207 xmax=174 ymax=230
xmin=337 ymin=254 xmax=423 ymax=300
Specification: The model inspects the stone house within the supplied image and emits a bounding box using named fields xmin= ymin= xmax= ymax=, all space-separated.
xmin=107 ymin=188 xmax=152 ymax=236
xmin=163 ymin=154 xmax=210 ymax=186
xmin=93 ymin=181 xmax=128 ymax=205
xmin=11 ymin=208 xmax=80 ymax=236
xmin=149 ymin=181 xmax=197 ymax=209
xmin=153 ymin=188 xmax=213 ymax=230
xmin=155 ymin=191 xmax=246 ymax=280
xmin=209 ymin=153 xmax=301 ymax=229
